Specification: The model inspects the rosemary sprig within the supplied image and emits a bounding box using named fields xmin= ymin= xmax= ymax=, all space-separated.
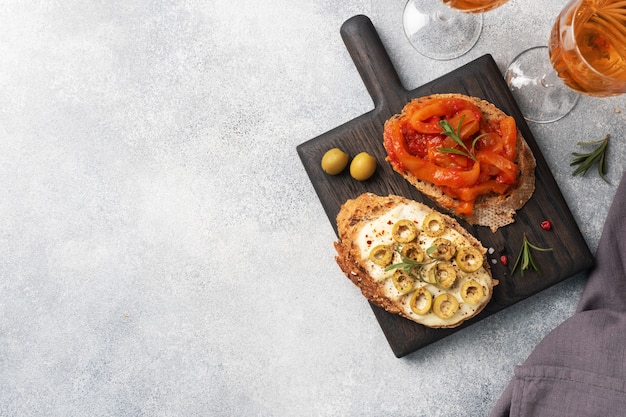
xmin=437 ymin=117 xmax=485 ymax=161
xmin=385 ymin=246 xmax=437 ymax=284
xmin=511 ymin=234 xmax=553 ymax=276
xmin=570 ymin=134 xmax=610 ymax=183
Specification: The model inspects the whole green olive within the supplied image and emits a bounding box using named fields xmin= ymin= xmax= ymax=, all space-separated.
xmin=321 ymin=148 xmax=349 ymax=175
xmin=349 ymin=152 xmax=377 ymax=181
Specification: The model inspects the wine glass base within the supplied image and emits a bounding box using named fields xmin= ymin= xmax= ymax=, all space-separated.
xmin=505 ymin=46 xmax=580 ymax=123
xmin=403 ymin=0 xmax=483 ymax=61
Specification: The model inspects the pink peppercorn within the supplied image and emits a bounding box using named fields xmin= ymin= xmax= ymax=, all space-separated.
xmin=541 ymin=220 xmax=552 ymax=230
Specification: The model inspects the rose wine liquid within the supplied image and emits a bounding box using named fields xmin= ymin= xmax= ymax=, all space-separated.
xmin=550 ymin=0 xmax=626 ymax=95
xmin=443 ymin=0 xmax=509 ymax=13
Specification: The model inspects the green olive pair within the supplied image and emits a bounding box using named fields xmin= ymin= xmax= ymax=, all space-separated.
xmin=321 ymin=148 xmax=376 ymax=181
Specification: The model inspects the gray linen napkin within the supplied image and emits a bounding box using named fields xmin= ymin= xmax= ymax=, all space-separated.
xmin=489 ymin=170 xmax=626 ymax=417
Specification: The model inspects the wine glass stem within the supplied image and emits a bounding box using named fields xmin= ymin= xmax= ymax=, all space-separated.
xmin=541 ymin=71 xmax=559 ymax=89
xmin=435 ymin=10 xmax=452 ymax=23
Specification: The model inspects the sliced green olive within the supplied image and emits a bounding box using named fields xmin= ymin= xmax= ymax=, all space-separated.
xmin=460 ymin=280 xmax=484 ymax=304
xmin=456 ymin=246 xmax=484 ymax=273
xmin=433 ymin=293 xmax=460 ymax=319
xmin=409 ymin=287 xmax=432 ymax=315
xmin=369 ymin=245 xmax=393 ymax=267
xmin=392 ymin=219 xmax=418 ymax=243
xmin=401 ymin=242 xmax=424 ymax=262
xmin=321 ymin=148 xmax=349 ymax=175
xmin=391 ymin=270 xmax=415 ymax=295
xmin=428 ymin=261 xmax=457 ymax=289
xmin=430 ymin=238 xmax=455 ymax=260
xmin=422 ymin=212 xmax=446 ymax=237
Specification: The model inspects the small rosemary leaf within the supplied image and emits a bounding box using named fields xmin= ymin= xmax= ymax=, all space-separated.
xmin=426 ymin=245 xmax=438 ymax=256
xmin=437 ymin=147 xmax=470 ymax=157
xmin=443 ymin=128 xmax=466 ymax=149
xmin=570 ymin=154 xmax=588 ymax=161
xmin=599 ymin=152 xmax=609 ymax=183
xmin=456 ymin=117 xmax=463 ymax=137
xmin=572 ymin=164 xmax=592 ymax=176
xmin=438 ymin=118 xmax=476 ymax=161
xmin=471 ymin=135 xmax=485 ymax=148
xmin=570 ymin=157 xmax=589 ymax=166
xmin=589 ymin=148 xmax=603 ymax=159
xmin=577 ymin=137 xmax=607 ymax=146
xmin=527 ymin=243 xmax=553 ymax=252
xmin=529 ymin=256 xmax=540 ymax=273
xmin=523 ymin=251 xmax=528 ymax=271
xmin=511 ymin=251 xmax=524 ymax=276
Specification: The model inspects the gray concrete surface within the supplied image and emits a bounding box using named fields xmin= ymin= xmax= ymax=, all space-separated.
xmin=1 ymin=0 xmax=625 ymax=415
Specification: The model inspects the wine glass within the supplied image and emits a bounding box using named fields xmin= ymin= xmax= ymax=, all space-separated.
xmin=506 ymin=0 xmax=626 ymax=123
xmin=403 ymin=0 xmax=509 ymax=60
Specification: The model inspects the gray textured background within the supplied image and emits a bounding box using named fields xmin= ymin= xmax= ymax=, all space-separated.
xmin=1 ymin=0 xmax=625 ymax=415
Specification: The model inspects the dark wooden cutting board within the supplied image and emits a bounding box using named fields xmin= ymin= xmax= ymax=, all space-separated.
xmin=297 ymin=15 xmax=593 ymax=358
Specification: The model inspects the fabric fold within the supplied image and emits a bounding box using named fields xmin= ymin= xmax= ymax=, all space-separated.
xmin=490 ymin=168 xmax=626 ymax=416
xmin=510 ymin=365 xmax=626 ymax=417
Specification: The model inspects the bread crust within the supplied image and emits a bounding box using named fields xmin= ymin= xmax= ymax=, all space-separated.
xmin=383 ymin=94 xmax=536 ymax=232
xmin=334 ymin=193 xmax=497 ymax=329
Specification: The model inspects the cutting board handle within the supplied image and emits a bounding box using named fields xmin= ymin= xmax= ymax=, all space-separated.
xmin=340 ymin=15 xmax=406 ymax=111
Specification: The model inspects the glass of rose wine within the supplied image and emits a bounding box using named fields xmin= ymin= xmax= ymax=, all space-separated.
xmin=506 ymin=0 xmax=626 ymax=123
xmin=403 ymin=0 xmax=509 ymax=60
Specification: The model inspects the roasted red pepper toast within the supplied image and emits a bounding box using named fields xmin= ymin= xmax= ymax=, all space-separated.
xmin=383 ymin=94 xmax=536 ymax=232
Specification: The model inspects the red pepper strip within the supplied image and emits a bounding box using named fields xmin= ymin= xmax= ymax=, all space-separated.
xmin=446 ymin=109 xmax=480 ymax=139
xmin=454 ymin=200 xmax=474 ymax=216
xmin=499 ymin=116 xmax=518 ymax=161
xmin=384 ymin=118 xmax=481 ymax=188
xmin=438 ymin=197 xmax=475 ymax=216
xmin=429 ymin=146 xmax=472 ymax=170
xmin=445 ymin=180 xmax=510 ymax=202
xmin=408 ymin=108 xmax=444 ymax=134
xmin=478 ymin=132 xmax=504 ymax=154
xmin=408 ymin=98 xmax=482 ymax=135
xmin=476 ymin=149 xmax=519 ymax=184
